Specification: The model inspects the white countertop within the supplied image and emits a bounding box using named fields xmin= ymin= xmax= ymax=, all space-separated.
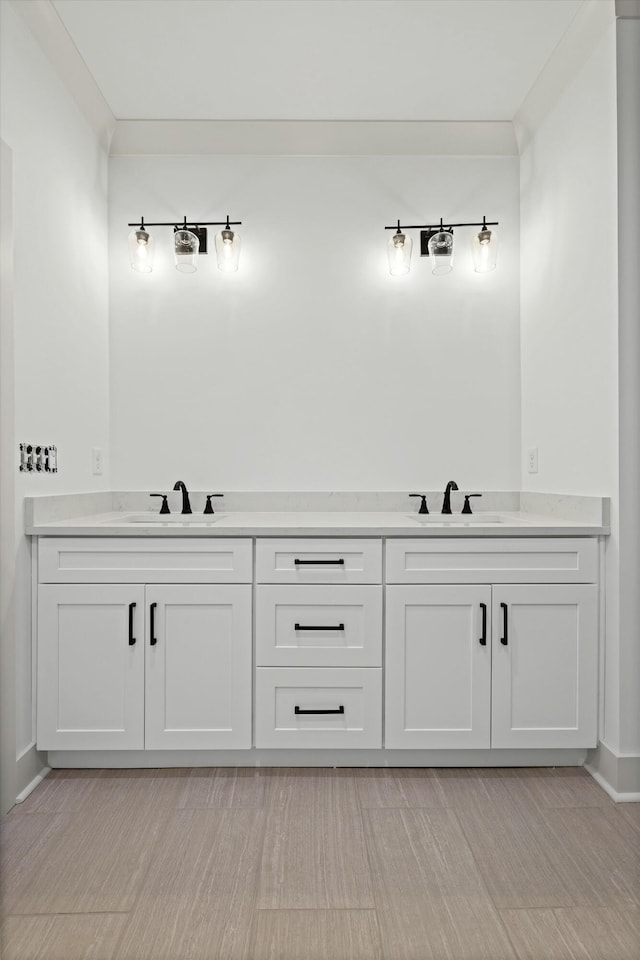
xmin=25 ymin=509 xmax=609 ymax=538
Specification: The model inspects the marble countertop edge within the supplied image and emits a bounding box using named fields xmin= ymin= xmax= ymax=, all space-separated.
xmin=24 ymin=508 xmax=610 ymax=538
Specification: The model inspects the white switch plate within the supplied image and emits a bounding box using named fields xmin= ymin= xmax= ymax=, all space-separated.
xmin=91 ymin=447 xmax=103 ymax=475
xmin=527 ymin=446 xmax=539 ymax=474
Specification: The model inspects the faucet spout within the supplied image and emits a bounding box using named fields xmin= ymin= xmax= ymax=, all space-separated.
xmin=173 ymin=480 xmax=192 ymax=514
xmin=442 ymin=480 xmax=459 ymax=514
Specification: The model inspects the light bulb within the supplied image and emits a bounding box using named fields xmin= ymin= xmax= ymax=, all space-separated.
xmin=387 ymin=230 xmax=412 ymax=276
xmin=215 ymin=228 xmax=241 ymax=272
xmin=471 ymin=227 xmax=498 ymax=273
xmin=128 ymin=227 xmax=154 ymax=273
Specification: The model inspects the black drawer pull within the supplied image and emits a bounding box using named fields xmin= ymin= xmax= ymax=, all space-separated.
xmin=294 ymin=623 xmax=345 ymax=631
xmin=294 ymin=558 xmax=345 ymax=565
xmin=128 ymin=602 xmax=136 ymax=645
xmin=479 ymin=602 xmax=487 ymax=646
xmin=500 ymin=602 xmax=508 ymax=645
xmin=294 ymin=705 xmax=345 ymax=715
xmin=150 ymin=602 xmax=157 ymax=646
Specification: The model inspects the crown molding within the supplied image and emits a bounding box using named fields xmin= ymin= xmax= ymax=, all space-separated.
xmin=514 ymin=0 xmax=615 ymax=153
xmin=10 ymin=0 xmax=115 ymax=151
xmin=109 ymin=119 xmax=517 ymax=157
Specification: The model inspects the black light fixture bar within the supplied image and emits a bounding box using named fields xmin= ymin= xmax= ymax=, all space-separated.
xmin=127 ymin=218 xmax=241 ymax=227
xmin=385 ymin=219 xmax=498 ymax=231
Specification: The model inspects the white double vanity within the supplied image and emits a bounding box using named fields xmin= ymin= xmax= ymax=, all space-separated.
xmin=27 ymin=494 xmax=608 ymax=769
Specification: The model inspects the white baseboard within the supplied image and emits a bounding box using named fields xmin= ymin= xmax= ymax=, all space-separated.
xmin=584 ymin=762 xmax=640 ymax=802
xmin=14 ymin=766 xmax=50 ymax=804
xmin=585 ymin=740 xmax=640 ymax=801
xmin=46 ymin=747 xmax=588 ymax=769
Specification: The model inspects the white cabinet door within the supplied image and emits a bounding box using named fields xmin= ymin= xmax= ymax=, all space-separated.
xmin=385 ymin=585 xmax=492 ymax=749
xmin=144 ymin=584 xmax=252 ymax=749
xmin=491 ymin=584 xmax=598 ymax=748
xmin=37 ymin=584 xmax=145 ymax=750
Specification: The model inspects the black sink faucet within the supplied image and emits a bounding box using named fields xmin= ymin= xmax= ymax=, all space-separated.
xmin=173 ymin=480 xmax=192 ymax=514
xmin=442 ymin=480 xmax=459 ymax=514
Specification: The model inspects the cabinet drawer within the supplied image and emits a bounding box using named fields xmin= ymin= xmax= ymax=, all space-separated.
xmin=38 ymin=538 xmax=253 ymax=583
xmin=386 ymin=538 xmax=598 ymax=584
xmin=256 ymin=585 xmax=382 ymax=666
xmin=256 ymin=539 xmax=382 ymax=584
xmin=255 ymin=667 xmax=382 ymax=748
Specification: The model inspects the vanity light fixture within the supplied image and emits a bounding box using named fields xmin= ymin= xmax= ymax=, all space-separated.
xmin=387 ymin=221 xmax=413 ymax=276
xmin=471 ymin=216 xmax=499 ymax=273
xmin=127 ymin=216 xmax=242 ymax=274
xmin=427 ymin=219 xmax=455 ymax=276
xmin=384 ymin=216 xmax=499 ymax=276
xmin=128 ymin=218 xmax=154 ymax=273
xmin=174 ymin=221 xmax=200 ymax=273
xmin=215 ymin=216 xmax=241 ymax=273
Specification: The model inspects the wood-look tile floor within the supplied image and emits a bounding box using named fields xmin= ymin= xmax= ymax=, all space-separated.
xmin=1 ymin=767 xmax=638 ymax=959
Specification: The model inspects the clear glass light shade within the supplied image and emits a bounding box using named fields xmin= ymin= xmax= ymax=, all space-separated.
xmin=428 ymin=230 xmax=454 ymax=275
xmin=128 ymin=228 xmax=154 ymax=273
xmin=215 ymin=228 xmax=241 ymax=273
xmin=387 ymin=231 xmax=412 ymax=276
xmin=471 ymin=227 xmax=498 ymax=273
xmin=174 ymin=229 xmax=200 ymax=273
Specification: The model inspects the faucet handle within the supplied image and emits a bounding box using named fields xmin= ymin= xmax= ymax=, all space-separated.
xmin=204 ymin=494 xmax=224 ymax=515
xmin=409 ymin=494 xmax=429 ymax=515
xmin=150 ymin=493 xmax=170 ymax=515
xmin=461 ymin=494 xmax=482 ymax=515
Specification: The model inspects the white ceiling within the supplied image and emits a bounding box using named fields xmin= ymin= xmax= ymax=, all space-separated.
xmin=51 ymin=0 xmax=584 ymax=122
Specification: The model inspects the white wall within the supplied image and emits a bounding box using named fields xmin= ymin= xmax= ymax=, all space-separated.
xmin=615 ymin=13 xmax=640 ymax=761
xmin=109 ymin=155 xmax=520 ymax=493
xmin=1 ymin=6 xmax=111 ymax=495
xmin=0 ymin=138 xmax=19 ymax=816
xmin=520 ymin=23 xmax=618 ymax=497
xmin=519 ymin=24 xmax=633 ymax=763
xmin=0 ymin=1 xmax=110 ymax=808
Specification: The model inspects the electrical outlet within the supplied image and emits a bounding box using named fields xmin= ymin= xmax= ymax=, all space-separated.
xmin=92 ymin=447 xmax=103 ymax=476
xmin=527 ymin=447 xmax=539 ymax=474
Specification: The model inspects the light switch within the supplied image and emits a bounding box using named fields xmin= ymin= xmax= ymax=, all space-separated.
xmin=20 ymin=442 xmax=57 ymax=473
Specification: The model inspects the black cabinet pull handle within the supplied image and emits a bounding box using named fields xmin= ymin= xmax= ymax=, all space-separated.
xmin=150 ymin=602 xmax=157 ymax=646
xmin=479 ymin=603 xmax=487 ymax=645
xmin=294 ymin=705 xmax=345 ymax=715
xmin=294 ymin=558 xmax=345 ymax=566
xmin=294 ymin=623 xmax=345 ymax=631
xmin=128 ymin=602 xmax=136 ymax=645
xmin=500 ymin=602 xmax=508 ymax=645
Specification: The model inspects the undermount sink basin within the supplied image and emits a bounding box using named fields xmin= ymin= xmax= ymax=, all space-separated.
xmin=407 ymin=513 xmax=507 ymax=524
xmin=111 ymin=513 xmax=226 ymax=524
